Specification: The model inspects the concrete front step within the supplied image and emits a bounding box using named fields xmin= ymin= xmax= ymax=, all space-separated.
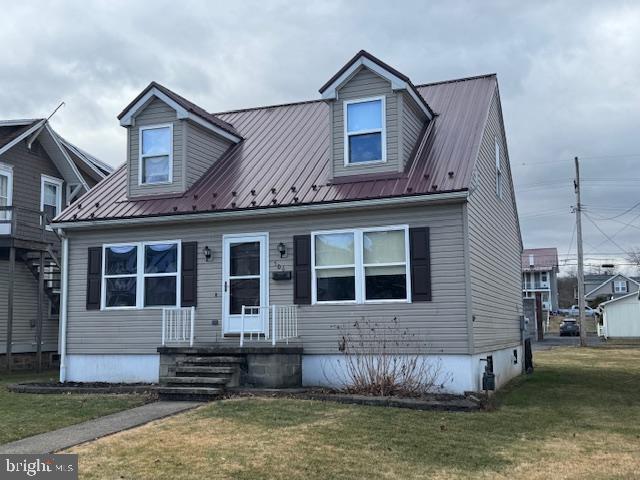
xmin=182 ymin=356 xmax=246 ymax=365
xmin=157 ymin=386 xmax=224 ymax=401
xmin=171 ymin=365 xmax=236 ymax=375
xmin=160 ymin=376 xmax=229 ymax=386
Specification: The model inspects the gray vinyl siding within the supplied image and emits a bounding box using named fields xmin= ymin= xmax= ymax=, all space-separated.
xmin=467 ymin=89 xmax=523 ymax=352
xmin=0 ymin=139 xmax=66 ymax=227
xmin=185 ymin=121 xmax=232 ymax=189
xmin=331 ymin=67 xmax=400 ymax=177
xmin=400 ymin=92 xmax=426 ymax=168
xmin=0 ymin=260 xmax=58 ymax=354
xmin=64 ymin=202 xmax=469 ymax=356
xmin=1 ymin=139 xmax=66 ymax=243
xmin=586 ymin=277 xmax=639 ymax=300
xmin=128 ymin=98 xmax=184 ymax=197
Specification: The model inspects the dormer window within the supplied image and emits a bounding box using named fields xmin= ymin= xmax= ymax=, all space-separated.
xmin=344 ymin=96 xmax=386 ymax=164
xmin=139 ymin=124 xmax=172 ymax=185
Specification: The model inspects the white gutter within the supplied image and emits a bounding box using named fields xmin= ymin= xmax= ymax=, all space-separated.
xmin=58 ymin=235 xmax=69 ymax=382
xmin=52 ymin=190 xmax=469 ymax=230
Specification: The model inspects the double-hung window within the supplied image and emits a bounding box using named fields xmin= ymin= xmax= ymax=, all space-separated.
xmin=614 ymin=280 xmax=627 ymax=294
xmin=144 ymin=242 xmax=179 ymax=306
xmin=344 ymin=96 xmax=386 ymax=164
xmin=0 ymin=163 xmax=12 ymax=224
xmin=139 ymin=124 xmax=172 ymax=185
xmin=104 ymin=245 xmax=138 ymax=308
xmin=40 ymin=174 xmax=63 ymax=228
xmin=102 ymin=241 xmax=180 ymax=309
xmin=312 ymin=226 xmax=410 ymax=304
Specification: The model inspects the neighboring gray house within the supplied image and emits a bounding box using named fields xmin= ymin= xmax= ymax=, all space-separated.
xmin=522 ymin=248 xmax=559 ymax=311
xmin=584 ymin=273 xmax=640 ymax=303
xmin=52 ymin=51 xmax=524 ymax=397
xmin=0 ymin=119 xmax=111 ymax=370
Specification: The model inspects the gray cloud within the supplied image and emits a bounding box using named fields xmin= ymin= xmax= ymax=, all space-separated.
xmin=1 ymin=0 xmax=639 ymax=273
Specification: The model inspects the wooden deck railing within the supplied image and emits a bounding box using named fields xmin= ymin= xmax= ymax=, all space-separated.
xmin=0 ymin=206 xmax=61 ymax=244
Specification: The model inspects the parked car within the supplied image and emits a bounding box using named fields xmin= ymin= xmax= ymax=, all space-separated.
xmin=568 ymin=305 xmax=595 ymax=317
xmin=560 ymin=319 xmax=581 ymax=336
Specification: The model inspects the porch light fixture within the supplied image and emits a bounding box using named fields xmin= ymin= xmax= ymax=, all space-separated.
xmin=203 ymin=245 xmax=212 ymax=262
xmin=278 ymin=242 xmax=287 ymax=258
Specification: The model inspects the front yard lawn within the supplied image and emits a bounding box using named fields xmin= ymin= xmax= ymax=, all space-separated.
xmin=69 ymin=348 xmax=640 ymax=479
xmin=0 ymin=371 xmax=151 ymax=445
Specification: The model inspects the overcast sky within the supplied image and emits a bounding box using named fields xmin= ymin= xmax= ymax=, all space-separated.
xmin=2 ymin=1 xmax=639 ymax=275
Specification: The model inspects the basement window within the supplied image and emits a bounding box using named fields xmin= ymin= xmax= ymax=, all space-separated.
xmin=344 ymin=97 xmax=386 ymax=164
xmin=139 ymin=124 xmax=172 ymax=185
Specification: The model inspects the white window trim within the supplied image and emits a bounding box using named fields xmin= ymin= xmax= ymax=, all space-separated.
xmin=40 ymin=174 xmax=63 ymax=230
xmin=343 ymin=95 xmax=387 ymax=166
xmin=0 ymin=162 xmax=13 ymax=206
xmin=0 ymin=163 xmax=13 ymax=230
xmin=614 ymin=280 xmax=627 ymax=293
xmin=495 ymin=136 xmax=502 ymax=200
xmin=138 ymin=123 xmax=174 ymax=186
xmin=101 ymin=240 xmax=182 ymax=310
xmin=311 ymin=225 xmax=411 ymax=305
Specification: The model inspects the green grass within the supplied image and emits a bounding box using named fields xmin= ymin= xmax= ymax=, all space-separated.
xmin=0 ymin=370 xmax=152 ymax=445
xmin=70 ymin=348 xmax=640 ymax=479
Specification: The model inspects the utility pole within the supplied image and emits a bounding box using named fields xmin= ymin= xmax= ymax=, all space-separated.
xmin=574 ymin=156 xmax=587 ymax=347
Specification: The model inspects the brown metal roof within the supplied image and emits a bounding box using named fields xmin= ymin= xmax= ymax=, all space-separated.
xmin=56 ymin=73 xmax=497 ymax=224
xmin=522 ymin=248 xmax=559 ymax=271
xmin=118 ymin=81 xmax=242 ymax=140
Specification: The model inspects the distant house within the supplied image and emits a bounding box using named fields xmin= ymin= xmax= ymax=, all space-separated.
xmin=1 ymin=119 xmax=111 ymax=370
xmin=599 ymin=291 xmax=640 ymax=338
xmin=522 ymin=248 xmax=559 ymax=311
xmin=584 ymin=273 xmax=640 ymax=303
xmin=51 ymin=50 xmax=524 ymax=396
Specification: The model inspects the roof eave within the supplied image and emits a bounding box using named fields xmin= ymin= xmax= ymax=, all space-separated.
xmin=319 ymin=52 xmax=434 ymax=120
xmin=53 ymin=189 xmax=469 ymax=230
xmin=118 ymin=86 xmax=242 ymax=144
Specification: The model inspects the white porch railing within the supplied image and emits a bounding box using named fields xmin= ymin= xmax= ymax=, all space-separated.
xmin=597 ymin=324 xmax=607 ymax=338
xmin=162 ymin=307 xmax=195 ymax=346
xmin=240 ymin=304 xmax=298 ymax=347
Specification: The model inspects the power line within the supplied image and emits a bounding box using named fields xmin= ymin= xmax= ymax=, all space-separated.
xmin=584 ymin=212 xmax=630 ymax=255
xmin=586 ymin=200 xmax=640 ymax=221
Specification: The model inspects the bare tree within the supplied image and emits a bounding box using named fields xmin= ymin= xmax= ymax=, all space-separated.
xmin=625 ymin=248 xmax=640 ymax=273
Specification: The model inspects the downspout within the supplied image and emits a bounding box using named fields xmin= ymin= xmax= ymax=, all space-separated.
xmin=58 ymin=231 xmax=69 ymax=382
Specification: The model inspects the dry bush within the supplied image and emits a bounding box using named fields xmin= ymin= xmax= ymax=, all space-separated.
xmin=326 ymin=317 xmax=451 ymax=397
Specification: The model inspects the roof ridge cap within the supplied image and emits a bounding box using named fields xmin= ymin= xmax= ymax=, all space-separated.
xmin=415 ymin=73 xmax=497 ymax=88
xmin=213 ymin=98 xmax=325 ymax=116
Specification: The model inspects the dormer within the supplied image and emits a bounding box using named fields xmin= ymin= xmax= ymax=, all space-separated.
xmin=118 ymin=82 xmax=242 ymax=198
xmin=320 ymin=51 xmax=434 ymax=180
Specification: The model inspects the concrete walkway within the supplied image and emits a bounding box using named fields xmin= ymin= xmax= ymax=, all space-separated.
xmin=0 ymin=401 xmax=202 ymax=454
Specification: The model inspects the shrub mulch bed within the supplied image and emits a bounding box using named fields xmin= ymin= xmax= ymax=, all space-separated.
xmin=10 ymin=382 xmax=481 ymax=411
xmin=226 ymin=387 xmax=483 ymax=411
xmin=8 ymin=382 xmax=158 ymax=395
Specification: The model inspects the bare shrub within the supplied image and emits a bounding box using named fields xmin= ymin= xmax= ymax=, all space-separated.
xmin=325 ymin=317 xmax=451 ymax=397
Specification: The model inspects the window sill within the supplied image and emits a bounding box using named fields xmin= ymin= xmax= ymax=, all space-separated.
xmin=344 ymin=159 xmax=387 ymax=167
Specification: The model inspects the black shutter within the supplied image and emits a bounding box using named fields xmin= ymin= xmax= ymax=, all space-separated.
xmin=409 ymin=227 xmax=431 ymax=302
xmin=181 ymin=242 xmax=198 ymax=307
xmin=86 ymin=247 xmax=102 ymax=310
xmin=293 ymin=235 xmax=311 ymax=304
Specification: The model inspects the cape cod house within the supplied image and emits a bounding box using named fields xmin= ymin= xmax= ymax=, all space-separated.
xmin=52 ymin=51 xmax=524 ymax=397
xmin=1 ymin=118 xmax=111 ymax=370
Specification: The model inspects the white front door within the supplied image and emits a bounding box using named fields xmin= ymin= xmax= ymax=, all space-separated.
xmin=222 ymin=233 xmax=269 ymax=335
